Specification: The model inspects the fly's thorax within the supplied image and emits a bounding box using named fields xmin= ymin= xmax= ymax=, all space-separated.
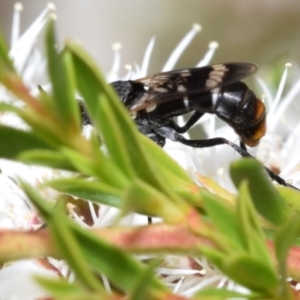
xmin=111 ymin=80 xmax=146 ymax=107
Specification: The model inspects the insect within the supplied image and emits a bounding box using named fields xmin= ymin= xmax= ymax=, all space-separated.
xmin=81 ymin=62 xmax=298 ymax=191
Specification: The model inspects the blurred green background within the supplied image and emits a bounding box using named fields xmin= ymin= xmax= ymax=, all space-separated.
xmin=0 ymin=0 xmax=300 ymax=76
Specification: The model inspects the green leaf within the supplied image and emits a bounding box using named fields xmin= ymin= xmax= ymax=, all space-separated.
xmin=20 ymin=181 xmax=53 ymax=220
xmin=45 ymin=20 xmax=79 ymax=128
xmin=19 ymin=149 xmax=75 ymax=170
xmin=97 ymin=92 xmax=155 ymax=185
xmin=201 ymin=189 xmax=242 ymax=249
xmin=275 ymin=215 xmax=300 ymax=289
xmin=71 ymin=225 xmax=165 ymax=293
xmin=0 ymin=102 xmax=23 ymax=114
xmin=139 ymin=134 xmax=192 ymax=183
xmin=139 ymin=135 xmax=202 ymax=206
xmin=65 ymin=42 xmax=109 ymax=134
xmin=277 ymin=185 xmax=300 ymax=214
xmin=236 ymin=181 xmax=274 ymax=271
xmin=0 ymin=125 xmax=53 ymax=160
xmin=130 ymin=263 xmax=159 ymax=300
xmin=49 ymin=178 xmax=122 ymax=207
xmin=236 ymin=181 xmax=269 ymax=255
xmin=97 ymin=93 xmax=136 ymax=179
xmin=62 ymin=50 xmax=80 ymax=126
xmin=230 ymin=158 xmax=290 ymax=225
xmin=197 ymin=246 xmax=225 ymax=269
xmin=60 ymin=147 xmax=129 ymax=188
xmin=68 ymin=43 xmax=137 ymax=180
xmin=37 ymin=85 xmax=55 ymax=112
xmin=35 ymin=277 xmax=107 ymax=300
xmin=123 ymin=179 xmax=185 ymax=223
xmin=0 ymin=30 xmax=16 ymax=75
xmin=225 ymin=254 xmax=278 ymax=291
xmin=50 ymin=203 xmax=104 ymax=292
xmin=35 ymin=277 xmax=85 ymax=297
xmin=237 ymin=181 xmax=262 ymax=240
xmin=195 ymin=287 xmax=261 ymax=299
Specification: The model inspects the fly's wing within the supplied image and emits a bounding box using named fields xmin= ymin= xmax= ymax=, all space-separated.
xmin=127 ymin=62 xmax=257 ymax=111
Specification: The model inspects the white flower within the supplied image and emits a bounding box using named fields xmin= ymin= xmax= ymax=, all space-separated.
xmin=0 ymin=4 xmax=62 ymax=300
xmin=0 ymin=260 xmax=59 ymax=300
xmin=0 ymin=2 xmax=60 ymax=228
xmin=256 ymin=63 xmax=300 ymax=186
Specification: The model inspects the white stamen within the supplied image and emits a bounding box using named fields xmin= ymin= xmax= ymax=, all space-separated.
xmin=209 ymin=41 xmax=219 ymax=49
xmin=156 ymin=268 xmax=204 ymax=275
xmin=101 ymin=274 xmax=111 ymax=293
xmin=133 ymin=62 xmax=141 ymax=79
xmin=268 ymin=62 xmax=292 ymax=122
xmin=216 ymin=276 xmax=228 ymax=288
xmin=140 ymin=37 xmax=155 ymax=77
xmin=47 ymin=2 xmax=56 ymax=10
xmin=269 ymin=65 xmax=300 ymax=133
xmin=14 ymin=2 xmax=23 ymax=11
xmin=276 ymin=73 xmax=300 ymax=123
xmin=218 ymin=167 xmax=227 ymax=181
xmin=49 ymin=12 xmax=57 ymax=20
xmin=218 ymin=167 xmax=224 ymax=176
xmin=108 ymin=43 xmax=122 ymax=81
xmin=192 ymin=23 xmax=202 ymax=32
xmin=88 ymin=201 xmax=98 ymax=224
xmin=162 ymin=23 xmax=202 ymax=72
xmin=181 ymin=275 xmax=224 ymax=296
xmin=11 ymin=3 xmax=23 ymax=47
xmin=197 ymin=41 xmax=219 ymax=67
xmin=256 ymin=76 xmax=273 ymax=109
xmin=279 ymin=120 xmax=300 ymax=177
xmin=9 ymin=6 xmax=51 ymax=73
xmin=125 ymin=64 xmax=132 ymax=80
xmin=112 ymin=42 xmax=122 ymax=51
xmin=173 ymin=276 xmax=184 ymax=293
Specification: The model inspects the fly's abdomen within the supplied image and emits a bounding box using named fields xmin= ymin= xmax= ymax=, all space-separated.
xmin=215 ymin=81 xmax=266 ymax=146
